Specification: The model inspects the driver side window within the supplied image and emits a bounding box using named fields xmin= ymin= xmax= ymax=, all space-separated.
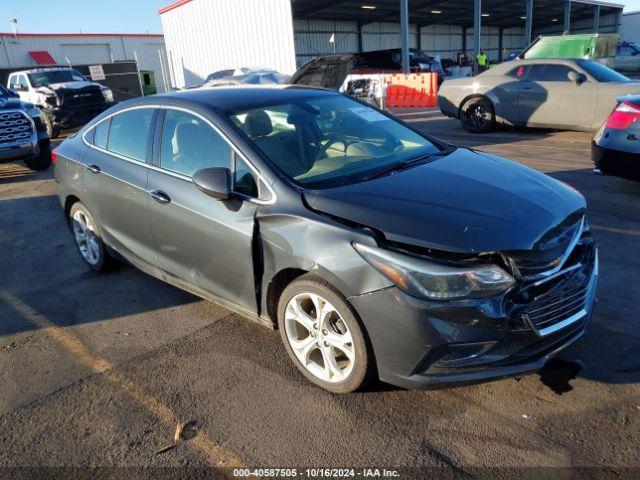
xmin=160 ymin=109 xmax=232 ymax=177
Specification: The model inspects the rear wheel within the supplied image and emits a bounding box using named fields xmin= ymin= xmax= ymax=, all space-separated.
xmin=69 ymin=202 xmax=112 ymax=272
xmin=461 ymin=97 xmax=496 ymax=133
xmin=277 ymin=274 xmax=373 ymax=393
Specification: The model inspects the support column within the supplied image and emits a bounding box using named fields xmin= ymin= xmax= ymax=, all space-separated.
xmin=525 ymin=0 xmax=534 ymax=46
xmin=357 ymin=22 xmax=363 ymax=52
xmin=462 ymin=27 xmax=467 ymax=53
xmin=417 ymin=25 xmax=423 ymax=51
xmin=400 ymin=0 xmax=410 ymax=73
xmin=593 ymin=5 xmax=600 ymax=33
xmin=498 ymin=27 xmax=504 ymax=62
xmin=564 ymin=0 xmax=571 ymax=35
xmin=615 ymin=8 xmax=622 ymax=34
xmin=474 ymin=0 xmax=481 ymax=57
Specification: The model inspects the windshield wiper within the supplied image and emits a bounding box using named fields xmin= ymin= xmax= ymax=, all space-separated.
xmin=361 ymin=151 xmax=448 ymax=182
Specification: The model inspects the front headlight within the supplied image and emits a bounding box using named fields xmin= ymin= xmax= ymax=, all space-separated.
xmin=101 ymin=88 xmax=114 ymax=103
xmin=354 ymin=243 xmax=515 ymax=300
xmin=25 ymin=104 xmax=42 ymax=118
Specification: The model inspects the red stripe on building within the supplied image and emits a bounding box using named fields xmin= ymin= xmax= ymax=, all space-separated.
xmin=158 ymin=0 xmax=194 ymax=15
xmin=28 ymin=51 xmax=57 ymax=65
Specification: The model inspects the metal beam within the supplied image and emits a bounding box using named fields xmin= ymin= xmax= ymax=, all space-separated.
xmin=417 ymin=25 xmax=423 ymax=51
xmin=462 ymin=27 xmax=467 ymax=52
xmin=357 ymin=22 xmax=363 ymax=52
xmin=296 ymin=0 xmax=352 ymax=18
xmin=564 ymin=0 xmax=571 ymax=35
xmin=498 ymin=27 xmax=504 ymax=62
xmin=400 ymin=0 xmax=410 ymax=73
xmin=593 ymin=5 xmax=600 ymax=32
xmin=525 ymin=0 xmax=534 ymax=46
xmin=474 ymin=0 xmax=481 ymax=57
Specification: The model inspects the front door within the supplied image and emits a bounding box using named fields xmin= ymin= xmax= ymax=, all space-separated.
xmin=518 ymin=64 xmax=598 ymax=129
xmin=146 ymin=108 xmax=259 ymax=313
xmin=81 ymin=107 xmax=157 ymax=266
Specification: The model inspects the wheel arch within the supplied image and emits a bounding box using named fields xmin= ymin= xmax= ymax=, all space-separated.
xmin=64 ymin=194 xmax=81 ymax=224
xmin=458 ymin=93 xmax=496 ymax=118
xmin=266 ymin=268 xmax=309 ymax=325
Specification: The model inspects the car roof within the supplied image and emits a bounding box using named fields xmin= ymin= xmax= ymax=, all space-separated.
xmin=13 ymin=67 xmax=76 ymax=74
xmin=128 ymin=85 xmax=338 ymax=113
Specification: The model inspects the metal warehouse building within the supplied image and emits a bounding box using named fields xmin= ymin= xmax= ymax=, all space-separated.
xmin=160 ymin=0 xmax=623 ymax=89
xmin=0 ymin=32 xmax=169 ymax=93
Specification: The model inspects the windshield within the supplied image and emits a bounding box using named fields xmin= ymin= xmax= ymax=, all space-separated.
xmin=229 ymin=95 xmax=444 ymax=189
xmin=578 ymin=60 xmax=629 ymax=83
xmin=28 ymin=69 xmax=86 ymax=87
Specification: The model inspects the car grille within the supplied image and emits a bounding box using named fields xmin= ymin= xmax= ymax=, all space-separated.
xmin=519 ymin=238 xmax=597 ymax=336
xmin=524 ymin=280 xmax=589 ymax=330
xmin=508 ymin=215 xmax=585 ymax=281
xmin=0 ymin=111 xmax=34 ymax=145
xmin=58 ymin=87 xmax=105 ymax=107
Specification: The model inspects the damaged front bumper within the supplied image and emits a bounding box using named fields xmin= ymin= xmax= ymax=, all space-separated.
xmin=348 ymin=247 xmax=598 ymax=390
xmin=47 ymin=103 xmax=110 ymax=130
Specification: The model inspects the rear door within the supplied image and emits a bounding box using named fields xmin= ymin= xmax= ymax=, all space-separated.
xmin=145 ymin=107 xmax=261 ymax=312
xmin=81 ymin=107 xmax=157 ymax=265
xmin=518 ymin=64 xmax=597 ymax=129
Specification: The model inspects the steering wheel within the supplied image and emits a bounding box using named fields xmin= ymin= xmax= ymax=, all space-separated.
xmin=313 ymin=135 xmax=355 ymax=162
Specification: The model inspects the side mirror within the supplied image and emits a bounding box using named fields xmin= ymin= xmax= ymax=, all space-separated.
xmin=567 ymin=71 xmax=586 ymax=85
xmin=193 ymin=167 xmax=232 ymax=200
xmin=11 ymin=84 xmax=23 ymax=92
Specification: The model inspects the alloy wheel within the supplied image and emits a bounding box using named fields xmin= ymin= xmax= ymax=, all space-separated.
xmin=465 ymin=103 xmax=490 ymax=130
xmin=284 ymin=292 xmax=355 ymax=383
xmin=72 ymin=210 xmax=101 ymax=266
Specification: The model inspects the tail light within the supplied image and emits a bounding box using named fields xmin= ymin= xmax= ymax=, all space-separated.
xmin=51 ymin=148 xmax=58 ymax=166
xmin=604 ymin=101 xmax=640 ymax=130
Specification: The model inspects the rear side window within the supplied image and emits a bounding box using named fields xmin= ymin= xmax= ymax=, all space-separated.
xmin=107 ymin=109 xmax=154 ymax=162
xmin=527 ymin=64 xmax=574 ymax=82
xmin=507 ymin=65 xmax=529 ymax=79
xmin=160 ymin=109 xmax=232 ymax=177
xmin=93 ymin=119 xmax=110 ymax=149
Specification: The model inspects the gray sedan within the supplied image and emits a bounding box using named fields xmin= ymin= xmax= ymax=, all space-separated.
xmin=439 ymin=58 xmax=640 ymax=133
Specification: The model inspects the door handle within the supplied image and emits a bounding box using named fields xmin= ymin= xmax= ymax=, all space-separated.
xmin=85 ymin=164 xmax=101 ymax=174
xmin=149 ymin=190 xmax=171 ymax=205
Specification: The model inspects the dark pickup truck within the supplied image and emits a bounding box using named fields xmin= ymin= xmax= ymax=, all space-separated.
xmin=0 ymin=85 xmax=51 ymax=170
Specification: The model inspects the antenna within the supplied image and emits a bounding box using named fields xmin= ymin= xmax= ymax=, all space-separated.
xmin=9 ymin=18 xmax=18 ymax=41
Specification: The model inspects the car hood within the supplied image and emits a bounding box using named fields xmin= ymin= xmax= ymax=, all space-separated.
xmin=303 ymin=148 xmax=586 ymax=254
xmin=36 ymin=81 xmax=103 ymax=94
xmin=0 ymin=96 xmax=24 ymax=110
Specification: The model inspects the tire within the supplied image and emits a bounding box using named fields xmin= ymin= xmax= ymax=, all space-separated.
xmin=41 ymin=111 xmax=59 ymax=139
xmin=24 ymin=146 xmax=52 ymax=171
xmin=277 ymin=274 xmax=374 ymax=393
xmin=68 ymin=202 xmax=113 ymax=272
xmin=460 ymin=97 xmax=496 ymax=133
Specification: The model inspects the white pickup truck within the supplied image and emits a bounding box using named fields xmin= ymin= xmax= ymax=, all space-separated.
xmin=7 ymin=67 xmax=113 ymax=138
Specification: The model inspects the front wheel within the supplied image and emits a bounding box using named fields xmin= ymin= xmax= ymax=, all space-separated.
xmin=24 ymin=146 xmax=52 ymax=171
xmin=461 ymin=97 xmax=496 ymax=133
xmin=277 ymin=274 xmax=373 ymax=393
xmin=41 ymin=111 xmax=60 ymax=139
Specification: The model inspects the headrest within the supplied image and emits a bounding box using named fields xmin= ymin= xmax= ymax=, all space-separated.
xmin=175 ymin=122 xmax=202 ymax=154
xmin=244 ymin=111 xmax=273 ymax=138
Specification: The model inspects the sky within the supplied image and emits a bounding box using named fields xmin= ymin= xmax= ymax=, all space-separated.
xmin=0 ymin=0 xmax=167 ymax=34
xmin=2 ymin=0 xmax=640 ymax=35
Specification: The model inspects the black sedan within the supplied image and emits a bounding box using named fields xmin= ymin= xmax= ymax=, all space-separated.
xmin=593 ymin=94 xmax=640 ymax=182
xmin=54 ymin=86 xmax=597 ymax=393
